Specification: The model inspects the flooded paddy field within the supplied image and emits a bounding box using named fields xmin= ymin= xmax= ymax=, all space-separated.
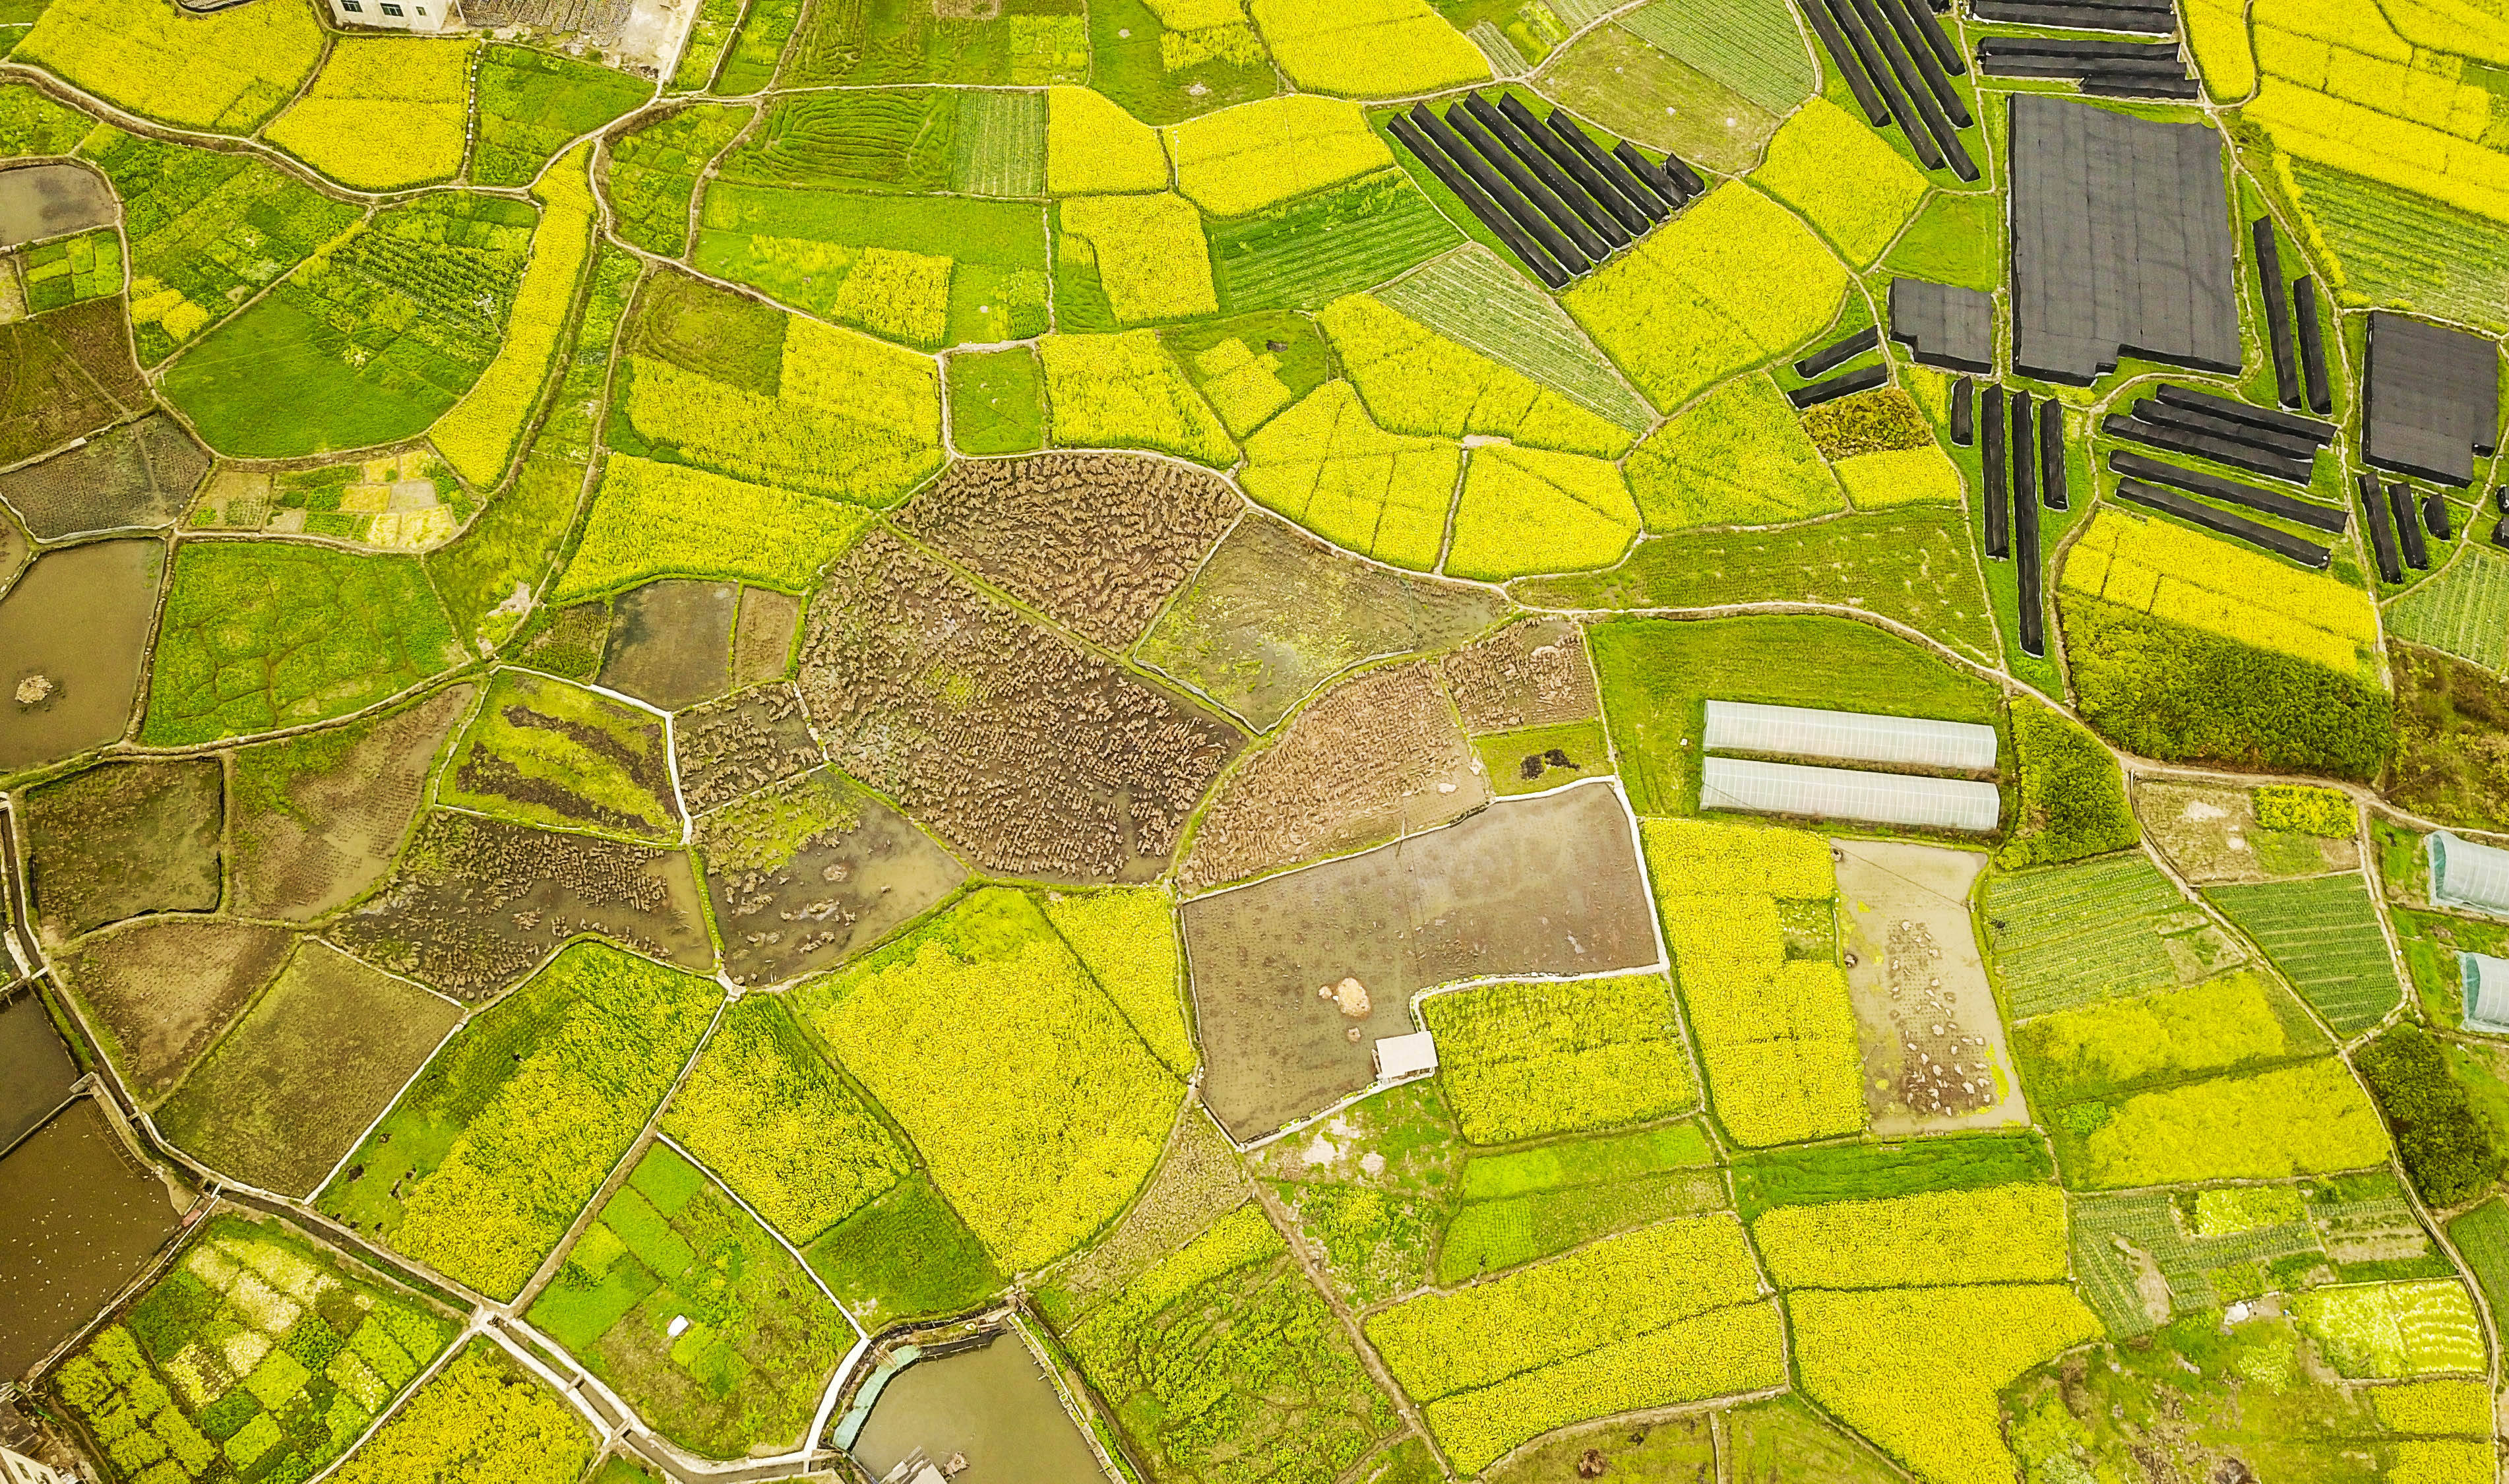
xmin=0 ymin=162 xmax=115 ymax=248
xmin=1185 ymin=781 xmax=1659 ymax=1140
xmin=849 ymin=1332 xmax=1109 ymax=1484
xmin=0 ymin=1098 xmax=183 ymax=1379
xmin=599 ymin=578 xmax=739 ymax=710
xmin=0 ymin=537 xmax=165 ymax=771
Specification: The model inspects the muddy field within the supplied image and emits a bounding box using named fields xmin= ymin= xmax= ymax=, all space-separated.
xmin=1441 ymin=616 xmax=1599 ymax=733
xmin=2136 ymin=778 xmax=2359 ymax=884
xmin=797 ymin=532 xmax=1242 ymax=882
xmin=732 ymin=586 xmax=802 ymax=685
xmin=0 ymin=162 xmax=115 ymax=249
xmin=0 ymin=538 xmax=165 ymax=770
xmin=1184 ymin=782 xmax=1660 ymax=1139
xmin=0 ymin=989 xmax=78 ymax=1152
xmin=154 ymin=941 xmax=463 ymax=1198
xmin=0 ymin=414 xmax=208 ymax=540
xmin=900 ymin=452 xmax=1241 ymax=649
xmin=600 ymin=578 xmax=739 ymax=710
xmin=674 ymin=682 xmax=826 ymax=815
xmin=54 ymin=919 xmax=292 ymax=1103
xmin=0 ymin=1099 xmax=182 ymax=1379
xmin=230 ymin=685 xmax=475 ymax=921
xmin=335 ymin=810 xmax=712 ymax=999
xmin=0 ymin=505 xmax=25 ymax=595
xmin=1135 ymin=511 xmax=1506 ymax=731
xmin=1180 ymin=662 xmax=1487 ymax=891
xmin=699 ymin=767 xmax=966 ymax=986
xmin=0 ymin=298 xmax=148 ymax=468
xmin=1834 ymin=839 xmax=2028 ymax=1136
xmin=24 ymin=757 xmax=224 ymax=943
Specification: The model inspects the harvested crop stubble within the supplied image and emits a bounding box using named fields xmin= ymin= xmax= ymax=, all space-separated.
xmin=266 ymin=37 xmax=475 ymax=192
xmin=141 ymin=541 xmax=462 ymax=747
xmin=557 ymin=454 xmax=877 ymax=602
xmin=2067 ymin=1057 xmax=2389 ymax=1188
xmin=1793 ymin=1285 xmax=2101 ymax=1484
xmin=1750 ymin=1185 xmax=2070 ymax=1289
xmin=1565 ymin=183 xmax=1851 ymax=414
xmin=1446 ymin=443 xmax=1640 ymax=580
xmin=1322 ymin=294 xmax=1631 ymax=458
xmin=1247 ymin=0 xmax=1487 ymax=94
xmin=1239 ymin=379 xmax=1458 ymax=571
xmin=1046 ymin=86 xmax=1169 ymax=193
xmin=1625 ymin=373 xmax=1843 ymax=530
xmin=432 ymin=144 xmax=596 ymax=489
xmin=1058 ymin=193 xmax=1219 ymax=323
xmin=52 ymin=920 xmax=292 ymax=1105
xmin=1038 ymin=330 xmax=1236 ymax=466
xmin=802 ymin=888 xmax=1185 ymax=1271
xmin=17 ymin=0 xmax=323 ymax=134
xmin=1749 ymin=98 xmax=1931 ymax=268
xmin=898 ymin=450 xmax=1240 ymax=648
xmin=1424 ymin=974 xmax=1694 ymax=1143
xmin=659 ymin=996 xmax=909 ymax=1245
xmin=797 ymin=532 xmax=1241 ymax=881
xmin=1165 ymin=94 xmax=1395 ymax=218
xmin=1365 ymin=1217 xmax=1781 ymax=1473
xmin=2064 ymin=509 xmax=2380 ymax=678
xmin=1442 ymin=615 xmax=1597 ymax=732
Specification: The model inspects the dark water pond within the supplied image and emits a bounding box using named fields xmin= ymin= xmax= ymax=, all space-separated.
xmin=850 ymin=1334 xmax=1109 ymax=1484
xmin=0 ymin=538 xmax=166 ymax=771
xmin=0 ymin=1098 xmax=182 ymax=1377
xmin=0 ymin=163 xmax=115 ymax=248
xmin=0 ymin=988 xmax=78 ymax=1152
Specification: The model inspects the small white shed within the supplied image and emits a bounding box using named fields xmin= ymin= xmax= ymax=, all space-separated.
xmin=1373 ymin=1031 xmax=1439 ymax=1081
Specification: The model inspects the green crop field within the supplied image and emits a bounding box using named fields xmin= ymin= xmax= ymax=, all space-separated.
xmin=1377 ymin=244 xmax=1654 ymax=433
xmin=1983 ymin=853 xmax=2212 ymax=1019
xmin=1209 ymin=171 xmax=1463 ymax=313
xmin=474 ymin=44 xmax=652 ymax=189
xmin=2206 ymin=875 xmax=2405 ymax=1036
xmin=2389 ymin=545 xmax=2509 ymax=671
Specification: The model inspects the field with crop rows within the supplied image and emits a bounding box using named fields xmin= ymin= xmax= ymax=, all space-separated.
xmin=1982 ymin=854 xmax=2202 ymax=1018
xmin=1210 ymin=171 xmax=1461 ymax=313
xmin=2206 ymin=876 xmax=2404 ymax=1034
xmin=2389 ymin=545 xmax=2509 ymax=671
xmin=2064 ymin=510 xmax=2382 ymax=679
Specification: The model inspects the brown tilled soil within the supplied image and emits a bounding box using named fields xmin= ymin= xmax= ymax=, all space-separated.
xmin=0 ymin=297 xmax=148 ymax=468
xmin=699 ymin=767 xmax=967 ymax=986
xmin=24 ymin=756 xmax=224 ymax=943
xmin=1134 ymin=510 xmax=1506 ymax=731
xmin=55 ymin=918 xmax=293 ymax=1103
xmin=797 ymin=531 xmax=1243 ymax=882
xmin=600 ymin=578 xmax=738 ymax=710
xmin=229 ymin=685 xmax=476 ymax=922
xmin=1179 ymin=662 xmax=1487 ymax=890
xmin=0 ymin=412 xmax=209 ymax=541
xmin=673 ymin=681 xmax=826 ymax=817
xmin=731 ymin=586 xmax=803 ymax=685
xmin=334 ymin=811 xmax=712 ymax=999
xmin=2134 ymin=778 xmax=2357 ymax=885
xmin=1183 ymin=782 xmax=1658 ymax=1140
xmin=1440 ymin=615 xmax=1599 ymax=733
xmin=898 ymin=452 xmax=1241 ymax=649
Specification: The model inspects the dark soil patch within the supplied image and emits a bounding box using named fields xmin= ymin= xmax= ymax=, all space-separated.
xmin=54 ymin=919 xmax=293 ymax=1102
xmin=797 ymin=531 xmax=1241 ymax=882
xmin=1136 ymin=510 xmax=1505 ymax=731
xmin=0 ymin=297 xmax=148 ymax=466
xmin=0 ymin=537 xmax=166 ymax=772
xmin=156 ymin=940 xmax=463 ymax=1197
xmin=600 ymin=578 xmax=738 ymax=710
xmin=1440 ymin=615 xmax=1599 ymax=734
xmin=0 ymin=412 xmax=209 ymax=540
xmin=674 ymin=682 xmax=826 ymax=817
xmin=334 ymin=810 xmax=712 ymax=999
xmin=24 ymin=756 xmax=224 ymax=943
xmin=700 ymin=767 xmax=966 ymax=987
xmin=1183 ymin=782 xmax=1660 ymax=1140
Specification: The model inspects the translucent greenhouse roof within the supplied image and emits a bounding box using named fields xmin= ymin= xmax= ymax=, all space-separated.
xmin=2462 ymin=953 xmax=2509 ymax=1037
xmin=2429 ymin=830 xmax=2509 ymax=918
xmin=1703 ymin=700 xmax=1998 ymax=771
xmin=1700 ymin=757 xmax=2002 ymax=832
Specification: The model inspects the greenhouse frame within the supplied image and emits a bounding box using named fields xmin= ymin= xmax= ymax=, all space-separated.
xmin=1700 ymin=757 xmax=2002 ymax=832
xmin=1702 ymin=700 xmax=1999 ymax=771
xmin=2429 ymin=830 xmax=2509 ymax=919
xmin=2461 ymin=953 xmax=2509 ymax=1037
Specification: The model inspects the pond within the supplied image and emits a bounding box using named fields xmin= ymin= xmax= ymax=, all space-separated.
xmin=0 ymin=986 xmax=78 ymax=1152
xmin=0 ymin=162 xmax=115 ymax=248
xmin=848 ymin=1332 xmax=1110 ymax=1484
xmin=0 ymin=1098 xmax=183 ymax=1376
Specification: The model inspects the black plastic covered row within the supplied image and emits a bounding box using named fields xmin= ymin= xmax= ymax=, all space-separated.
xmin=1387 ymin=113 xmax=1570 ymax=289
xmin=1976 ymin=53 xmax=2188 ymax=79
xmin=1613 ymin=141 xmax=1692 ymax=210
xmin=1969 ymin=0 xmax=2177 ymax=34
xmin=1951 ymin=376 xmax=1975 ymax=446
xmin=1983 ymin=383 xmax=2009 ymax=558
xmin=2427 ymin=486 xmax=2454 ymax=542
xmin=2102 ymin=414 xmax=2315 ymax=485
xmin=2293 ymin=275 xmax=2334 ymax=416
xmin=2011 ymin=389 xmax=2040 ymax=512
xmin=2014 ymin=392 xmax=2045 ymax=656
xmin=1498 ymin=96 xmax=1649 ymax=235
xmin=1545 ymin=111 xmax=1664 ymax=224
xmin=2153 ymin=384 xmax=2334 ymax=445
xmin=2039 ymin=397 xmax=2068 ymax=510
xmin=2359 ymin=470 xmax=2405 ymax=582
xmin=1898 ymin=0 xmax=1964 ymax=74
xmin=1447 ymin=104 xmax=1611 ymax=264
xmin=1464 ymin=96 xmax=1628 ymax=253
xmin=1797 ymin=326 xmax=1882 ymax=381
xmin=2113 ymin=480 xmax=2332 ymax=568
xmin=2254 ymin=219 xmax=2300 ymax=409
xmin=1873 ymin=0 xmax=1971 ymax=128
xmin=1409 ymin=106 xmax=1591 ymax=276
xmin=2132 ymin=399 xmax=2322 ymax=463
xmin=1820 ymin=0 xmax=1944 ymax=172
xmin=2107 ymin=451 xmax=2347 ymax=532
xmin=2392 ymin=482 xmax=2432 ymax=569
xmin=1788 ymin=363 xmax=1890 ymax=408
xmin=1802 ymin=0 xmax=1892 ymax=126
xmin=2080 ymin=74 xmax=2202 ymax=100
xmin=1977 ymin=36 xmax=2179 ymax=58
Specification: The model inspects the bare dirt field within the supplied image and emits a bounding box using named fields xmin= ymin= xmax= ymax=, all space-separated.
xmin=335 ymin=810 xmax=713 ymax=999
xmin=798 ymin=531 xmax=1243 ymax=882
xmin=24 ymin=756 xmax=223 ymax=943
xmin=673 ymin=681 xmax=826 ymax=816
xmin=1179 ymin=661 xmax=1487 ymax=891
xmin=1833 ymin=838 xmax=2029 ymax=1136
xmin=1134 ymin=511 xmax=1506 ymax=731
xmin=698 ymin=766 xmax=968 ymax=987
xmin=1184 ymin=781 xmax=1659 ymax=1140
xmin=731 ymin=586 xmax=803 ymax=685
xmin=54 ymin=919 xmax=293 ymax=1103
xmin=2135 ymin=778 xmax=2359 ymax=884
xmin=600 ymin=578 xmax=738 ymax=710
xmin=900 ymin=452 xmax=1241 ymax=649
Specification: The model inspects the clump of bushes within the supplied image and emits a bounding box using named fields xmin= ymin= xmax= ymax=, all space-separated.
xmin=2062 ymin=597 xmax=2395 ymax=781
xmin=2355 ymin=1023 xmax=2506 ymax=1208
xmin=1998 ymin=696 xmax=2140 ymax=869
